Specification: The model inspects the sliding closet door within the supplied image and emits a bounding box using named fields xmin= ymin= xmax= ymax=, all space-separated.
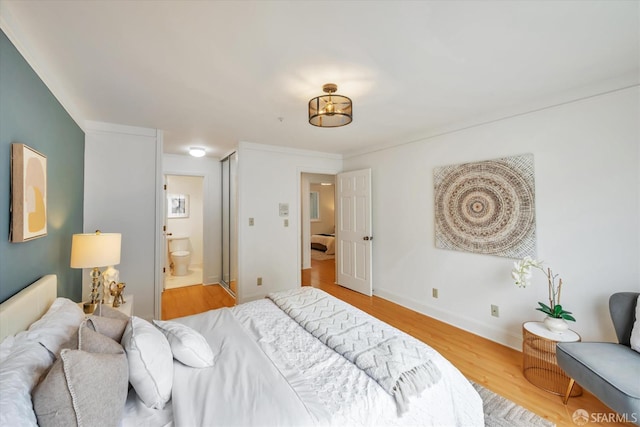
xmin=220 ymin=152 xmax=237 ymax=296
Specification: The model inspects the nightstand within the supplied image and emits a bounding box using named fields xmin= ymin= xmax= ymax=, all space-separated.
xmin=78 ymin=295 xmax=134 ymax=317
xmin=522 ymin=321 xmax=582 ymax=396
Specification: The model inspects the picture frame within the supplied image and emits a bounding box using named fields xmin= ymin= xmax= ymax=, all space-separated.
xmin=11 ymin=143 xmax=47 ymax=242
xmin=167 ymin=193 xmax=189 ymax=218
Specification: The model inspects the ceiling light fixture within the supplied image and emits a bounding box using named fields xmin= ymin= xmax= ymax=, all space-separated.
xmin=308 ymin=83 xmax=352 ymax=128
xmin=189 ymin=147 xmax=206 ymax=157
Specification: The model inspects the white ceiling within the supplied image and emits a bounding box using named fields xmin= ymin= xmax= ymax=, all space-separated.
xmin=1 ymin=0 xmax=638 ymax=158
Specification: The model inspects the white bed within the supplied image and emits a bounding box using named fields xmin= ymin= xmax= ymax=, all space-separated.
xmin=311 ymin=233 xmax=335 ymax=255
xmin=0 ymin=275 xmax=484 ymax=426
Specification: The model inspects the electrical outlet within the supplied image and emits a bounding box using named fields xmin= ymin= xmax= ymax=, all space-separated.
xmin=257 ymin=277 xmax=262 ymax=286
xmin=491 ymin=304 xmax=499 ymax=317
xmin=284 ymin=219 xmax=289 ymax=227
xmin=432 ymin=288 xmax=438 ymax=298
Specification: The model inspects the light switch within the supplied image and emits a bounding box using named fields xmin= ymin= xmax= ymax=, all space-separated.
xmin=284 ymin=219 xmax=289 ymax=227
xmin=249 ymin=218 xmax=254 ymax=226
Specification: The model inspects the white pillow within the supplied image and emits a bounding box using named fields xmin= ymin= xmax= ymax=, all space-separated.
xmin=153 ymin=320 xmax=214 ymax=368
xmin=630 ymin=295 xmax=640 ymax=353
xmin=121 ymin=316 xmax=173 ymax=409
xmin=27 ymin=297 xmax=85 ymax=356
xmin=0 ymin=338 xmax=53 ymax=427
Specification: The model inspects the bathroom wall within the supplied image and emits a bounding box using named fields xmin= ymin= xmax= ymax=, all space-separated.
xmin=166 ymin=175 xmax=203 ymax=268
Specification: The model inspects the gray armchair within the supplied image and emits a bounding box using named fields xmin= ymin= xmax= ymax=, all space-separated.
xmin=556 ymin=292 xmax=640 ymax=425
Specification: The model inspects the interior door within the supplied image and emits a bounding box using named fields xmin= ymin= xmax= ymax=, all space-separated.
xmin=336 ymin=168 xmax=372 ymax=296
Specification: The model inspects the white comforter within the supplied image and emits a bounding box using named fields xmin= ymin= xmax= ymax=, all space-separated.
xmin=171 ymin=295 xmax=483 ymax=426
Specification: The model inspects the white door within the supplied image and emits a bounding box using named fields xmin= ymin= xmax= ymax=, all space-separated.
xmin=336 ymin=168 xmax=372 ymax=296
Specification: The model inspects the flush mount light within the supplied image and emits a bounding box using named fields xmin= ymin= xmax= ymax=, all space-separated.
xmin=189 ymin=147 xmax=206 ymax=157
xmin=308 ymin=83 xmax=352 ymax=127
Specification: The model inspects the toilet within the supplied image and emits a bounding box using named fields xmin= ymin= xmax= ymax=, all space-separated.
xmin=168 ymin=236 xmax=191 ymax=276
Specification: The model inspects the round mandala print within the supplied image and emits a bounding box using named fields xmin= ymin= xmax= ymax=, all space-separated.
xmin=434 ymin=155 xmax=536 ymax=258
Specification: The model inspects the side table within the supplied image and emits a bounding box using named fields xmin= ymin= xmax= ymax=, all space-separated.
xmin=522 ymin=321 xmax=582 ymax=396
xmin=77 ymin=295 xmax=134 ymax=317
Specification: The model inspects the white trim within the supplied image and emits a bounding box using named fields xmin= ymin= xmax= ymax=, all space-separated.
xmin=154 ymin=130 xmax=164 ymax=319
xmin=85 ymin=120 xmax=158 ymax=137
xmin=374 ymin=288 xmax=523 ymax=350
xmin=239 ymin=141 xmax=342 ymax=160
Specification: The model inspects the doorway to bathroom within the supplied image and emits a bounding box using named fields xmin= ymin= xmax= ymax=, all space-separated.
xmin=164 ymin=174 xmax=204 ymax=289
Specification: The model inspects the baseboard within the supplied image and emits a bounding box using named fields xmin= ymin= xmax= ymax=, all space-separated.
xmin=373 ymin=288 xmax=522 ymax=350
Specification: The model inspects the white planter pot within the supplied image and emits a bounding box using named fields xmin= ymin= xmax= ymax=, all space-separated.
xmin=544 ymin=316 xmax=569 ymax=334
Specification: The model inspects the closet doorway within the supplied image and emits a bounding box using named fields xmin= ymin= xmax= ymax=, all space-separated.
xmin=301 ymin=173 xmax=336 ymax=287
xmin=164 ymin=174 xmax=204 ymax=289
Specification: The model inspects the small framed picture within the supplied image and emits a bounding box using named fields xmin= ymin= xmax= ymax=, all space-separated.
xmin=167 ymin=194 xmax=189 ymax=218
xmin=11 ymin=143 xmax=47 ymax=242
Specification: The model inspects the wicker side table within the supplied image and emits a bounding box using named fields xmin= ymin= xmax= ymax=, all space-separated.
xmin=522 ymin=321 xmax=582 ymax=396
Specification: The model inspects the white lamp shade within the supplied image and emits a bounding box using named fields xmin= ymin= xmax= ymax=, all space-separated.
xmin=70 ymin=233 xmax=121 ymax=268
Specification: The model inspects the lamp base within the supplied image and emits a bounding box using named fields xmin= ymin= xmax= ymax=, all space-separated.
xmin=83 ymin=302 xmax=98 ymax=314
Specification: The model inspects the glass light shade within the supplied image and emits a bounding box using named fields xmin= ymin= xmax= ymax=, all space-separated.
xmin=70 ymin=232 xmax=121 ymax=268
xmin=189 ymin=147 xmax=206 ymax=157
xmin=308 ymin=94 xmax=353 ymax=127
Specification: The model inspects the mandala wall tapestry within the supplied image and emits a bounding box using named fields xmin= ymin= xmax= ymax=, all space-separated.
xmin=434 ymin=154 xmax=536 ymax=258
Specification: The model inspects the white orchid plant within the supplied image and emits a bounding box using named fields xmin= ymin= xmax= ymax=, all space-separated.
xmin=512 ymin=256 xmax=576 ymax=322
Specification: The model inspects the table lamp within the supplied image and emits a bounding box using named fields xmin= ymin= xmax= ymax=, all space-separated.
xmin=70 ymin=231 xmax=121 ymax=313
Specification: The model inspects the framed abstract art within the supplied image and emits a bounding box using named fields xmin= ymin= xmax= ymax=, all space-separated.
xmin=434 ymin=154 xmax=536 ymax=259
xmin=11 ymin=143 xmax=47 ymax=242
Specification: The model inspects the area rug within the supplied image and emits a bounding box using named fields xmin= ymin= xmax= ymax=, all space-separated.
xmin=310 ymin=249 xmax=334 ymax=261
xmin=472 ymin=381 xmax=555 ymax=427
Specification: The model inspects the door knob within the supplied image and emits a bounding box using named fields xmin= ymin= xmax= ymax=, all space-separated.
xmin=363 ymin=236 xmax=373 ymax=241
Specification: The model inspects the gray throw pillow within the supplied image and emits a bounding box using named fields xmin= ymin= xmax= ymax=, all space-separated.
xmin=85 ymin=316 xmax=128 ymax=343
xmin=33 ymin=327 xmax=128 ymax=427
xmin=33 ymin=350 xmax=128 ymax=427
xmin=93 ymin=304 xmax=129 ymax=321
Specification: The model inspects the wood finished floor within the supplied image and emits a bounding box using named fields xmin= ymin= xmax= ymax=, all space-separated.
xmin=163 ymin=259 xmax=631 ymax=427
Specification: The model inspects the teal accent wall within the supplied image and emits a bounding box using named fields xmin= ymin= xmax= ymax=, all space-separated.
xmin=0 ymin=29 xmax=84 ymax=302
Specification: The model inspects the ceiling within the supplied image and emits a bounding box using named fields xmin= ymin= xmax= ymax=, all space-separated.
xmin=1 ymin=0 xmax=638 ymax=158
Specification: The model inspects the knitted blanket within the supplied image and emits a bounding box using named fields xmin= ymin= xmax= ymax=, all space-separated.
xmin=268 ymin=288 xmax=442 ymax=415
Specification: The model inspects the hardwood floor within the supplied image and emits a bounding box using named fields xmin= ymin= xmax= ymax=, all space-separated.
xmin=163 ymin=260 xmax=631 ymax=426
xmin=162 ymin=283 xmax=235 ymax=320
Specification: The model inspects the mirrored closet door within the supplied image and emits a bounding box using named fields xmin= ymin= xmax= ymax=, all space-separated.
xmin=220 ymin=152 xmax=237 ymax=296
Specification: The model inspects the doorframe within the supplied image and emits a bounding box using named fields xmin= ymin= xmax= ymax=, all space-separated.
xmin=156 ymin=156 xmax=220 ymax=319
xmin=296 ymin=167 xmax=341 ymax=287
xmin=163 ymin=173 xmax=206 ymax=290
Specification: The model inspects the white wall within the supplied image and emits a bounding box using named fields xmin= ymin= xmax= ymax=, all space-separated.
xmin=310 ymin=183 xmax=335 ymax=235
xmin=166 ymin=175 xmax=204 ymax=266
xmin=163 ymin=154 xmax=221 ymax=286
xmin=344 ymin=87 xmax=640 ymax=349
xmin=236 ymin=142 xmax=342 ymax=303
xmin=84 ymin=121 xmax=163 ymax=320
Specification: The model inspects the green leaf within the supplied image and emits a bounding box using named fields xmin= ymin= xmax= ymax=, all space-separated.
xmin=562 ymin=314 xmax=576 ymax=322
xmin=553 ymin=304 xmax=563 ymax=316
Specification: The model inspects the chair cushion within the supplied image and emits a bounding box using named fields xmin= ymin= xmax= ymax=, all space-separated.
xmin=557 ymin=342 xmax=640 ymax=417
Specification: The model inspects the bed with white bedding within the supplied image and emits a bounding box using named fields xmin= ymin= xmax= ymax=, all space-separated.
xmin=0 ymin=275 xmax=484 ymax=426
xmin=311 ymin=233 xmax=335 ymax=255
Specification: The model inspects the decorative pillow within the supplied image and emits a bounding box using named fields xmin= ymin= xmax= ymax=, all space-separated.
xmin=153 ymin=319 xmax=214 ymax=368
xmin=0 ymin=339 xmax=53 ymax=427
xmin=121 ymin=316 xmax=173 ymax=409
xmin=33 ymin=326 xmax=128 ymax=427
xmin=27 ymin=297 xmax=85 ymax=356
xmin=33 ymin=349 xmax=128 ymax=427
xmin=85 ymin=316 xmax=128 ymax=343
xmin=630 ymin=295 xmax=640 ymax=353
xmin=79 ymin=324 xmax=124 ymax=354
xmin=93 ymin=303 xmax=130 ymax=321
